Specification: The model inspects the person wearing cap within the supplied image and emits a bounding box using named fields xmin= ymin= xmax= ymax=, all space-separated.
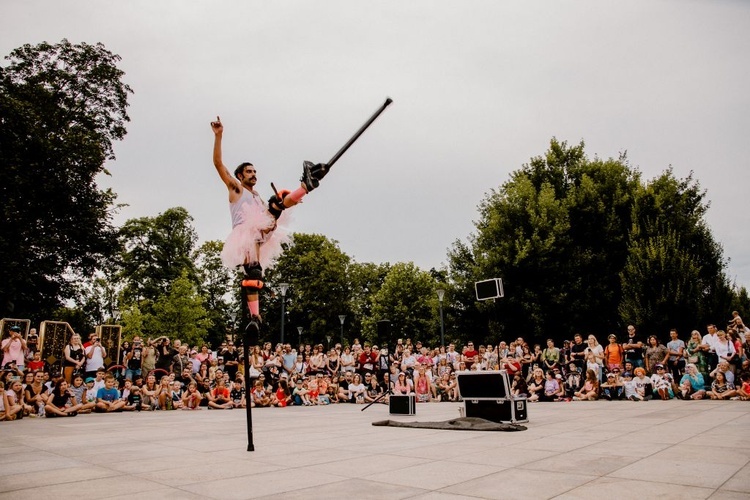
xmin=650 ymin=364 xmax=674 ymax=400
xmin=622 ymin=371 xmax=642 ymax=401
xmin=600 ymin=370 xmax=624 ymax=400
xmin=2 ymin=326 xmax=27 ymax=372
xmin=603 ymin=334 xmax=625 ymax=374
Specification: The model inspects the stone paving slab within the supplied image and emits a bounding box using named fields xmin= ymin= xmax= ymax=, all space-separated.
xmin=0 ymin=400 xmax=749 ymax=499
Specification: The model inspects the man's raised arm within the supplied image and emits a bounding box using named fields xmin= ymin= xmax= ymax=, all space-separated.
xmin=211 ymin=116 xmax=240 ymax=193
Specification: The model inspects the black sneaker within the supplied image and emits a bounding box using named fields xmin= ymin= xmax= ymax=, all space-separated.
xmin=301 ymin=161 xmax=320 ymax=192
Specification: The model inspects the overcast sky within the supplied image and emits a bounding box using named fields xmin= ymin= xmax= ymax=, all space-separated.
xmin=4 ymin=1 xmax=750 ymax=287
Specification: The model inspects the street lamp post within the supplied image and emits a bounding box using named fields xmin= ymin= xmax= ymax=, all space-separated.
xmin=436 ymin=289 xmax=445 ymax=348
xmin=279 ymin=283 xmax=289 ymax=344
xmin=338 ymin=315 xmax=346 ymax=346
xmin=297 ymin=326 xmax=303 ymax=346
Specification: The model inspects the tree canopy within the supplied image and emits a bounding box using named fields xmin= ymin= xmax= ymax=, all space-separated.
xmin=0 ymin=39 xmax=132 ymax=320
xmin=448 ymin=139 xmax=735 ymax=345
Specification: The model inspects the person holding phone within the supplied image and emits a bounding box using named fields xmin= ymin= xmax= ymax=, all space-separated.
xmin=2 ymin=326 xmax=27 ymax=372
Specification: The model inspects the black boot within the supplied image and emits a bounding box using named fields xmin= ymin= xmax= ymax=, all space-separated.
xmin=301 ymin=161 xmax=328 ymax=192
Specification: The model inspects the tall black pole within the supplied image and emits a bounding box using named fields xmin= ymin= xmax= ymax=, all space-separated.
xmin=242 ymin=333 xmax=254 ymax=451
xmin=326 ymin=98 xmax=393 ymax=170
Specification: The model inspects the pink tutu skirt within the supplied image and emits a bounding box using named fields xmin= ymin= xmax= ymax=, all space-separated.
xmin=221 ymin=202 xmax=291 ymax=270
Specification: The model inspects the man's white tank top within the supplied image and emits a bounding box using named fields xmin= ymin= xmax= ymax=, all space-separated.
xmin=230 ymin=188 xmax=264 ymax=228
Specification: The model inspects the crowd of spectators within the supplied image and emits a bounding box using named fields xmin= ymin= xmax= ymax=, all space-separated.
xmin=2 ymin=312 xmax=749 ymax=421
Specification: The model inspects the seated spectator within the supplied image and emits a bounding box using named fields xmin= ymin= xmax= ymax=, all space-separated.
xmin=2 ymin=380 xmax=24 ymax=420
xmin=208 ymin=379 xmax=233 ymax=409
xmin=574 ymin=369 xmax=599 ymax=400
xmin=413 ymin=366 xmax=433 ymax=402
xmin=364 ymin=373 xmax=383 ymax=403
xmin=541 ymin=371 xmax=563 ymax=402
xmin=392 ymin=372 xmax=413 ymax=396
xmin=253 ymin=380 xmax=274 ymax=408
xmin=736 ymin=372 xmax=750 ymax=400
xmin=633 ymin=367 xmax=653 ymax=400
xmin=70 ymin=374 xmax=95 ymax=413
xmin=348 ymin=373 xmax=367 ymax=404
xmin=600 ymin=372 xmax=623 ymax=400
xmin=678 ymin=363 xmax=706 ymax=400
xmin=124 ymin=386 xmax=143 ymax=411
xmin=511 ymin=373 xmax=528 ymax=399
xmin=650 ymin=364 xmax=675 ymax=400
xmin=563 ymin=364 xmax=582 ymax=399
xmin=707 ymin=371 xmax=736 ymax=400
xmin=622 ymin=372 xmax=644 ymax=401
xmin=527 ymin=368 xmax=546 ymax=402
xmin=170 ymin=381 xmax=184 ymax=409
xmin=292 ymin=378 xmax=312 ymax=406
xmin=710 ymin=362 xmax=735 ymax=385
xmin=45 ymin=380 xmax=81 ymax=417
xmin=437 ymin=372 xmax=459 ymax=401
xmin=96 ymin=375 xmax=125 ymax=412
xmin=182 ymin=382 xmax=202 ymax=410
xmin=275 ymin=379 xmax=291 ymax=407
xmin=25 ymin=371 xmax=49 ymax=416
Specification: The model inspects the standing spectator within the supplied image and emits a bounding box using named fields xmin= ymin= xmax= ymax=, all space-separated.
xmin=154 ymin=337 xmax=175 ymax=373
xmin=685 ymin=330 xmax=709 ymax=378
xmin=569 ymin=334 xmax=588 ymax=373
xmin=666 ymin=329 xmax=686 ymax=380
xmin=701 ymin=324 xmax=720 ymax=373
xmin=623 ymin=325 xmax=645 ymax=368
xmin=585 ymin=335 xmax=604 ymax=380
xmin=62 ymin=334 xmax=85 ymax=384
xmin=644 ymin=335 xmax=669 ymax=374
xmin=84 ymin=335 xmax=107 ymax=379
xmin=603 ymin=335 xmax=624 ymax=373
xmin=222 ymin=341 xmax=239 ymax=380
xmin=24 ymin=328 xmax=40 ymax=364
xmin=2 ymin=326 xmax=27 ymax=371
xmin=172 ymin=345 xmax=191 ymax=374
xmin=141 ymin=338 xmax=157 ymax=377
xmin=714 ymin=330 xmax=737 ymax=375
xmin=125 ymin=336 xmax=144 ymax=381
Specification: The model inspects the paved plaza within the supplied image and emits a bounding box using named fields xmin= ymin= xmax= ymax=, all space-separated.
xmin=1 ymin=400 xmax=749 ymax=499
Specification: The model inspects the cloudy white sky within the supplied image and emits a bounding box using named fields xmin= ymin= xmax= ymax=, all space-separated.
xmin=4 ymin=1 xmax=750 ymax=285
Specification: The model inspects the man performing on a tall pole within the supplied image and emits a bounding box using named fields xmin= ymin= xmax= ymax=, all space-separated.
xmin=211 ymin=97 xmax=392 ymax=332
xmin=211 ymin=115 xmax=313 ymax=328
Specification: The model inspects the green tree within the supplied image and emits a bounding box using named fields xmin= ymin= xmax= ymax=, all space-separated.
xmin=144 ymin=271 xmax=211 ymax=347
xmin=118 ymin=207 xmax=198 ymax=306
xmin=619 ymin=170 xmax=733 ymax=333
xmin=366 ymin=262 xmax=439 ymax=346
xmin=347 ymin=261 xmax=391 ymax=338
xmin=264 ymin=233 xmax=352 ymax=345
xmin=449 ymin=139 xmax=731 ymax=345
xmin=0 ymin=39 xmax=132 ymax=319
xmin=194 ymin=240 xmax=234 ymax=347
